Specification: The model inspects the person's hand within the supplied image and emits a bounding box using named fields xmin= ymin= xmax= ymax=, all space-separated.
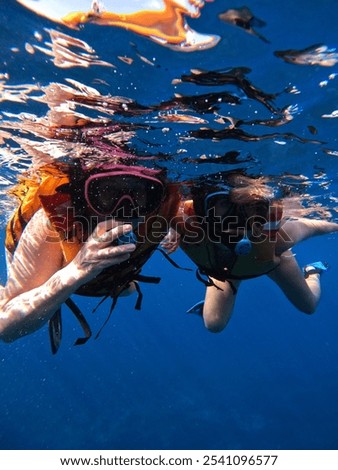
xmin=160 ymin=228 xmax=181 ymax=254
xmin=71 ymin=219 xmax=136 ymax=282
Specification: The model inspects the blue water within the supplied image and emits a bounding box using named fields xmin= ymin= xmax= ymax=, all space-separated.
xmin=1 ymin=0 xmax=338 ymax=450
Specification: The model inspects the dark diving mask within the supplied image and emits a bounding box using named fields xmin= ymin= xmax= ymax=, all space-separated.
xmin=204 ymin=191 xmax=253 ymax=255
xmin=204 ymin=190 xmax=282 ymax=254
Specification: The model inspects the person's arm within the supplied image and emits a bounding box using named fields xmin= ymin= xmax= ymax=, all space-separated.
xmin=0 ymin=210 xmax=135 ymax=342
xmin=160 ymin=227 xmax=181 ymax=254
xmin=276 ymin=218 xmax=338 ymax=254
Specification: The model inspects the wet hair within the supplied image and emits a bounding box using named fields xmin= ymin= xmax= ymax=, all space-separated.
xmin=227 ymin=174 xmax=274 ymax=205
xmin=191 ymin=174 xmax=275 ymax=222
xmin=227 ymin=175 xmax=274 ymax=222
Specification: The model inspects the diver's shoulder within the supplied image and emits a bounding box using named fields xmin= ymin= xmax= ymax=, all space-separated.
xmin=21 ymin=208 xmax=60 ymax=243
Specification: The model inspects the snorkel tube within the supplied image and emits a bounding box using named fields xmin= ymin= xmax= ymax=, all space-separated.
xmin=261 ymin=200 xmax=283 ymax=241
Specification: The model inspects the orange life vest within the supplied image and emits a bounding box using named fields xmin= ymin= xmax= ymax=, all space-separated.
xmin=5 ymin=164 xmax=180 ymax=352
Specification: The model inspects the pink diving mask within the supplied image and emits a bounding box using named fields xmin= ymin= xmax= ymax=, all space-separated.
xmin=84 ymin=165 xmax=165 ymax=219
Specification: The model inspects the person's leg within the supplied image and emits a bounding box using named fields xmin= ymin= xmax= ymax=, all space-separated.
xmin=203 ymin=278 xmax=241 ymax=332
xmin=268 ymin=250 xmax=322 ymax=314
